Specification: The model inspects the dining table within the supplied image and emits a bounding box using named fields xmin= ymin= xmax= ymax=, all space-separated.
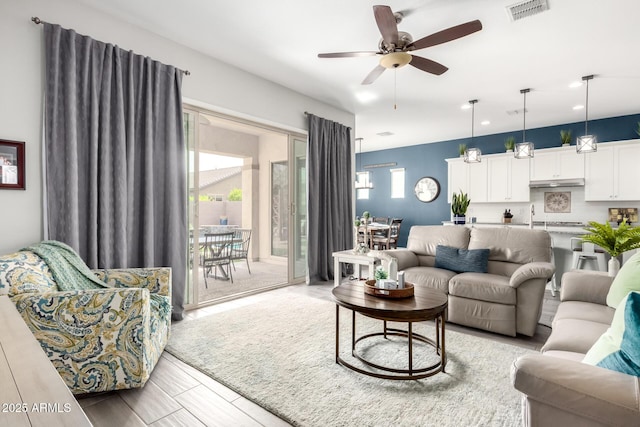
xmin=358 ymin=223 xmax=390 ymax=249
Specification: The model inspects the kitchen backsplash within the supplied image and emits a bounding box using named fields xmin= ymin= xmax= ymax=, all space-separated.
xmin=465 ymin=186 xmax=640 ymax=225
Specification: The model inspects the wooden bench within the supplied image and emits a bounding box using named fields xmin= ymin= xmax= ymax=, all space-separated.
xmin=0 ymin=296 xmax=92 ymax=426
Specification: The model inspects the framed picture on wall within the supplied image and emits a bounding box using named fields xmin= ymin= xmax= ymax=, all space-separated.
xmin=0 ymin=139 xmax=25 ymax=190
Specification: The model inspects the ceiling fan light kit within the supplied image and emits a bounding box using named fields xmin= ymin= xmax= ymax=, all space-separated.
xmin=515 ymin=88 xmax=534 ymax=159
xmin=577 ymin=75 xmax=597 ymax=154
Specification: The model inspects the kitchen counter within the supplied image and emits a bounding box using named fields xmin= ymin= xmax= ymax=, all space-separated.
xmin=442 ymin=221 xmax=587 ymax=235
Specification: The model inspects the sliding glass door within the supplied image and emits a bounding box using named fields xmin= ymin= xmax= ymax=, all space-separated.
xmin=183 ymin=107 xmax=307 ymax=309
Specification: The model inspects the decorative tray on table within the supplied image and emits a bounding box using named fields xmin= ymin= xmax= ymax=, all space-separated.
xmin=364 ymin=279 xmax=415 ymax=298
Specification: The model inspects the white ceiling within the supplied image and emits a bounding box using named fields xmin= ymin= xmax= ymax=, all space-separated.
xmin=72 ymin=0 xmax=640 ymax=152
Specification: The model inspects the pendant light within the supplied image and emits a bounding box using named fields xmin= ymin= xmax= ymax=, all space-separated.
xmin=354 ymin=138 xmax=373 ymax=189
xmin=577 ymin=75 xmax=597 ymax=154
xmin=515 ymin=88 xmax=534 ymax=159
xmin=463 ymin=99 xmax=481 ymax=163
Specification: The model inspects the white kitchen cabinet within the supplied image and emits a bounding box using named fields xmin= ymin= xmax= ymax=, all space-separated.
xmin=585 ymin=141 xmax=640 ymax=201
xmin=446 ymin=157 xmax=488 ymax=203
xmin=467 ymin=160 xmax=488 ymax=203
xmin=487 ymin=154 xmax=530 ymax=202
xmin=530 ymin=147 xmax=584 ymax=181
xmin=446 ymin=157 xmax=468 ymax=203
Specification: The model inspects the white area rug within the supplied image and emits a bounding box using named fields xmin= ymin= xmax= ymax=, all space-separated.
xmin=166 ymin=291 xmax=531 ymax=427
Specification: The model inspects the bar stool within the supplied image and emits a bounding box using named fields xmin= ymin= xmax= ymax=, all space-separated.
xmin=570 ymin=237 xmax=607 ymax=271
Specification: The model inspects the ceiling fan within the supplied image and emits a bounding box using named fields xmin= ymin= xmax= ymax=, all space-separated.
xmin=318 ymin=5 xmax=482 ymax=85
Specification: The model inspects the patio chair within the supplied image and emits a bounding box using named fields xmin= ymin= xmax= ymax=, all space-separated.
xmin=202 ymin=232 xmax=234 ymax=286
xmin=231 ymin=228 xmax=252 ymax=274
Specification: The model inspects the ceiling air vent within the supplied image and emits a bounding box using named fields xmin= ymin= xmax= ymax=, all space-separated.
xmin=506 ymin=0 xmax=549 ymax=22
xmin=376 ymin=131 xmax=394 ymax=137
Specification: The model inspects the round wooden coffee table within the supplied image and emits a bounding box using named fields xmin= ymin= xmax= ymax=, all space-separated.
xmin=332 ymin=281 xmax=448 ymax=380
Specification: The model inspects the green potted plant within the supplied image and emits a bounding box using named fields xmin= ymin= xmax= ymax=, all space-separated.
xmin=581 ymin=221 xmax=640 ymax=276
xmin=451 ymin=190 xmax=470 ymax=225
xmin=504 ymin=136 xmax=516 ymax=152
xmin=560 ymin=129 xmax=572 ymax=146
xmin=635 ymin=121 xmax=640 ymax=137
xmin=458 ymin=143 xmax=467 ymax=157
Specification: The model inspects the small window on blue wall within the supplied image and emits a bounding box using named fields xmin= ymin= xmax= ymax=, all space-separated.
xmin=390 ymin=168 xmax=405 ymax=198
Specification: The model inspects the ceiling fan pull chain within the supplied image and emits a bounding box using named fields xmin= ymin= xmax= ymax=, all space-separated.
xmin=394 ymin=67 xmax=398 ymax=110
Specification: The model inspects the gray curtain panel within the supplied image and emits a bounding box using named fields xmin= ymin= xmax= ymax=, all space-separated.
xmin=307 ymin=114 xmax=353 ymax=283
xmin=43 ymin=23 xmax=187 ymax=320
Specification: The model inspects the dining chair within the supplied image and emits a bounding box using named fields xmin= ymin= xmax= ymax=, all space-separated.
xmin=231 ymin=228 xmax=252 ymax=274
xmin=372 ymin=217 xmax=390 ymax=225
xmin=389 ymin=218 xmax=403 ymax=249
xmin=202 ymin=232 xmax=234 ymax=287
xmin=371 ymin=227 xmax=392 ymax=250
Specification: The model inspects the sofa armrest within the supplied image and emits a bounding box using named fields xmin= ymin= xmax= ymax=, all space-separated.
xmin=512 ymin=354 xmax=640 ymax=426
xmin=560 ymin=270 xmax=613 ymax=304
xmin=509 ymin=262 xmax=555 ymax=288
xmin=379 ymin=249 xmax=420 ymax=271
xmin=93 ymin=267 xmax=171 ymax=297
xmin=10 ymin=287 xmax=154 ymax=394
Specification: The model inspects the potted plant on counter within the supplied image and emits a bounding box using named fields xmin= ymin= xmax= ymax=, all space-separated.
xmin=581 ymin=221 xmax=640 ymax=276
xmin=560 ymin=129 xmax=572 ymax=146
xmin=451 ymin=190 xmax=470 ymax=225
xmin=458 ymin=143 xmax=467 ymax=157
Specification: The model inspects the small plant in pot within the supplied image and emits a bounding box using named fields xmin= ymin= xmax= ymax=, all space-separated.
xmin=451 ymin=190 xmax=470 ymax=225
xmin=458 ymin=143 xmax=467 ymax=157
xmin=581 ymin=221 xmax=640 ymax=276
xmin=560 ymin=129 xmax=572 ymax=146
xmin=504 ymin=136 xmax=516 ymax=152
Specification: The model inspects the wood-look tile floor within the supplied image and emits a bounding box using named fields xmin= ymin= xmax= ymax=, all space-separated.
xmin=78 ymin=281 xmax=560 ymax=427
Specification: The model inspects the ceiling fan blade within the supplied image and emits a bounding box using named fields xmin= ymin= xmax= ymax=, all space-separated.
xmin=409 ymin=20 xmax=482 ymax=51
xmin=373 ymin=5 xmax=399 ymax=46
xmin=318 ymin=51 xmax=379 ymax=58
xmin=409 ymin=55 xmax=448 ymax=75
xmin=361 ymin=65 xmax=386 ymax=85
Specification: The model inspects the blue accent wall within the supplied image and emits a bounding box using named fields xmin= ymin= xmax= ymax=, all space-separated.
xmin=356 ymin=113 xmax=640 ymax=247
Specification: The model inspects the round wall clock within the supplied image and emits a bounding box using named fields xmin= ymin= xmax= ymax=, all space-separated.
xmin=414 ymin=176 xmax=440 ymax=203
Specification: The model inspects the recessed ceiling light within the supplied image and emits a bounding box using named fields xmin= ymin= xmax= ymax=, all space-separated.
xmin=569 ymin=81 xmax=583 ymax=88
xmin=355 ymin=91 xmax=378 ymax=103
xmin=461 ymin=104 xmax=471 ymax=110
xmin=481 ymin=120 xmax=490 ymax=125
xmin=573 ymin=105 xmax=584 ymax=110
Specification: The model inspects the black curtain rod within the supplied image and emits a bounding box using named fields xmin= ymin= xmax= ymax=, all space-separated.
xmin=30 ymin=16 xmax=191 ymax=76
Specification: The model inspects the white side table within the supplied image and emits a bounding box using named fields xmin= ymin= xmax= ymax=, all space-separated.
xmin=332 ymin=250 xmax=381 ymax=287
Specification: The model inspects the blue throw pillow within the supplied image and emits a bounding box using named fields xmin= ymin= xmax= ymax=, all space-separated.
xmin=583 ymin=291 xmax=640 ymax=377
xmin=434 ymin=245 xmax=490 ymax=274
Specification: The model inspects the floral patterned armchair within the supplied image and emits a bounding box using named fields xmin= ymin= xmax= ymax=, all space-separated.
xmin=0 ymin=249 xmax=171 ymax=395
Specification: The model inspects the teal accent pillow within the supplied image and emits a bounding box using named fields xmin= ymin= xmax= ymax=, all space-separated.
xmin=583 ymin=291 xmax=640 ymax=376
xmin=434 ymin=245 xmax=490 ymax=274
xmin=607 ymin=251 xmax=640 ymax=308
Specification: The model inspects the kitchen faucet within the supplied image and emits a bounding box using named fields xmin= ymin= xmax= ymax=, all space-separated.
xmin=529 ymin=203 xmax=535 ymax=229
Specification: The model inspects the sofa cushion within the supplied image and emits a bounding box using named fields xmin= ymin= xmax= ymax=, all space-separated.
xmin=607 ymin=251 xmax=640 ymax=308
xmin=403 ymin=266 xmax=456 ymax=293
xmin=552 ymin=301 xmax=615 ymax=326
xmin=406 ymin=226 xmax=470 ymax=257
xmin=469 ymin=227 xmax=552 ymax=264
xmin=583 ymin=292 xmax=640 ymax=376
xmin=0 ymin=251 xmax=57 ymax=296
xmin=449 ymin=273 xmax=514 ymax=304
xmin=434 ymin=245 xmax=490 ymax=273
xmin=542 ymin=318 xmax=610 ymax=355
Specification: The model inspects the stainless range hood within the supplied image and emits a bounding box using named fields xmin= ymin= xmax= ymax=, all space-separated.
xmin=529 ymin=178 xmax=585 ymax=188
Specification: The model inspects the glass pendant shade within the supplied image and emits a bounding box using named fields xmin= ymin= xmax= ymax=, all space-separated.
xmin=354 ymin=138 xmax=373 ymax=189
xmin=464 ymin=147 xmax=482 ymax=163
xmin=515 ymin=142 xmax=534 ymax=158
xmin=576 ymin=135 xmax=597 ymax=153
